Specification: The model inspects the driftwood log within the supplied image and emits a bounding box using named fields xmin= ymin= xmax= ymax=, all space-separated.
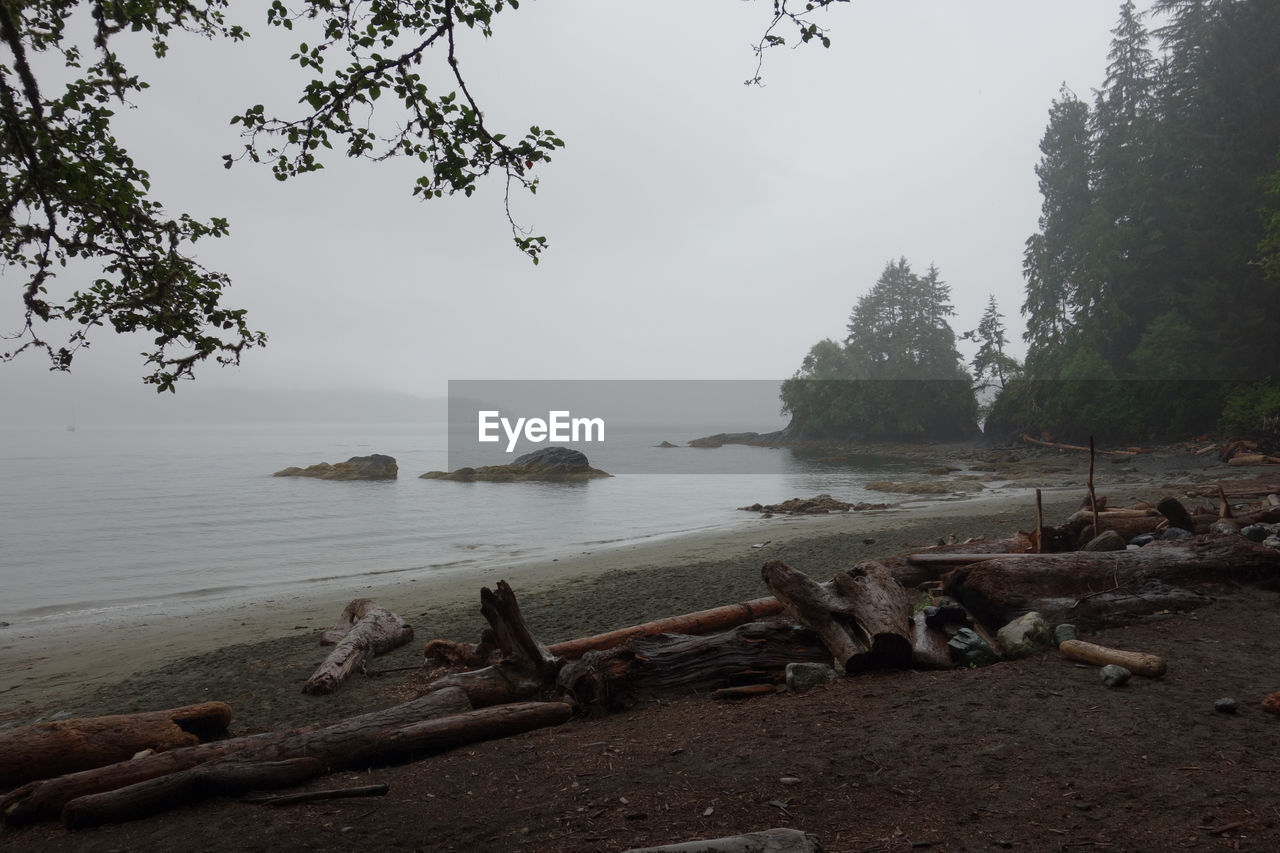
xmin=762 ymin=560 xmax=912 ymax=673
xmin=0 ymin=702 xmax=232 ymax=790
xmin=941 ymin=535 xmax=1280 ymax=629
xmin=556 ymin=622 xmax=831 ymax=710
xmin=2 ymin=687 xmax=575 ymax=828
xmin=303 ymin=599 xmax=415 ymax=695
xmin=1059 ymin=639 xmax=1167 ymax=677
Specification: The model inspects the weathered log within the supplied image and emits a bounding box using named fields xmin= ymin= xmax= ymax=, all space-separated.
xmin=1156 ymin=497 xmax=1196 ymax=532
xmin=546 ymin=597 xmax=783 ymax=660
xmin=762 ymin=560 xmax=912 ymax=673
xmin=63 ymin=757 xmax=324 ymax=829
xmin=3 ymin=687 xmax=471 ymax=826
xmin=1018 ymin=434 xmax=1144 ymax=455
xmin=557 ymin=622 xmax=831 ymax=710
xmin=942 ymin=536 xmax=1280 ymax=629
xmin=60 ymin=701 xmax=571 ymax=829
xmin=873 ymin=534 xmax=1033 ymax=588
xmin=303 ymin=599 xmax=415 ymax=695
xmin=1058 ymin=639 xmax=1166 ymax=677
xmin=0 ymin=702 xmax=232 ymax=790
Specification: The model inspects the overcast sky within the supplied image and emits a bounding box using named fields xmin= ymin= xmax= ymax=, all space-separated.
xmin=3 ymin=0 xmax=1153 ymax=409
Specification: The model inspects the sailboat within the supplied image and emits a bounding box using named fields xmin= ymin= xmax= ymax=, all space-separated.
xmin=66 ymin=417 xmax=76 ymax=433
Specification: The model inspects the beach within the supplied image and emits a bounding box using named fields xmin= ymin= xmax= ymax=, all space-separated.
xmin=0 ymin=482 xmax=1172 ymax=731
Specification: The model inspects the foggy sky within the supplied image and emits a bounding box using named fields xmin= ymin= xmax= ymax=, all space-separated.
xmin=1 ymin=1 xmax=1151 ymax=417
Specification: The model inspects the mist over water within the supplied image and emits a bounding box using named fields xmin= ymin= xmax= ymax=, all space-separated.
xmin=0 ymin=422 xmax=956 ymax=631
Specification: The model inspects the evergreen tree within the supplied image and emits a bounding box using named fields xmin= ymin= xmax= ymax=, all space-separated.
xmin=965 ymin=295 xmax=1021 ymax=392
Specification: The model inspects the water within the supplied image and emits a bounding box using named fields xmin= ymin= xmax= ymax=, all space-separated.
xmin=0 ymin=422 xmax=943 ymax=631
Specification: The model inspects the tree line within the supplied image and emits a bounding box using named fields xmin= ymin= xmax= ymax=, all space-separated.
xmin=785 ymin=0 xmax=1280 ymax=443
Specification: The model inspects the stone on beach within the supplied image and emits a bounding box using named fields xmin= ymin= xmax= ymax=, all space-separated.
xmin=996 ymin=612 xmax=1053 ymax=659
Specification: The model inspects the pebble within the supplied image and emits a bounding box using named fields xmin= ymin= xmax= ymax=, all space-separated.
xmin=1129 ymin=533 xmax=1156 ymax=547
xmin=1262 ymin=691 xmax=1280 ymax=716
xmin=1101 ymin=664 xmax=1131 ymax=687
xmin=1053 ymin=624 xmax=1078 ymax=646
xmin=779 ymin=776 xmax=801 ymax=786
xmin=1214 ymin=698 xmax=1239 ymax=714
xmin=1241 ymin=524 xmax=1269 ymax=543
xmin=1159 ymin=527 xmax=1193 ymax=541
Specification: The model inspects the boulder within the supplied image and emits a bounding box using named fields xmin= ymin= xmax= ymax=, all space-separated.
xmin=420 ymin=446 xmax=611 ymax=482
xmin=273 ymin=454 xmax=398 ymax=481
xmin=1083 ymin=530 xmax=1126 ymax=552
xmin=996 ymin=611 xmax=1053 ymax=659
xmin=947 ymin=628 xmax=999 ymax=667
xmin=785 ymin=662 xmax=837 ymax=693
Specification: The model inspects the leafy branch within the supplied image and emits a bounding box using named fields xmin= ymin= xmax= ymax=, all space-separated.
xmin=745 ymin=0 xmax=848 ymax=86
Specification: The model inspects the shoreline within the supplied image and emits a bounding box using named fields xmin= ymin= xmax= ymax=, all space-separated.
xmin=2 ymin=486 xmax=1085 ymax=726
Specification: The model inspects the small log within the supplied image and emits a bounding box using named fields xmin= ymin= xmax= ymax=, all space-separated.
xmin=1058 ymin=639 xmax=1166 ymax=677
xmin=547 ymin=597 xmax=783 ymax=660
xmin=303 ymin=600 xmax=414 ymax=695
xmin=762 ymin=560 xmax=912 ymax=673
xmin=1018 ymin=433 xmax=1142 ymax=455
xmin=0 ymin=702 xmax=233 ymax=790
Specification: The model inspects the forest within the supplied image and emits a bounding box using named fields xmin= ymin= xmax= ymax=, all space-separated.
xmin=784 ymin=0 xmax=1280 ymax=444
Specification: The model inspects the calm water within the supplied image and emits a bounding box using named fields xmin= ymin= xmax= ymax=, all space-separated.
xmin=0 ymin=423 xmax=939 ymax=630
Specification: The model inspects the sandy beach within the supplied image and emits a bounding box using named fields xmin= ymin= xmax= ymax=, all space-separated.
xmin=0 ymin=480 xmax=1180 ymax=731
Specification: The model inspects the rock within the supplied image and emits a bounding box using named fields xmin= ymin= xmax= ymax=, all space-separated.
xmin=1264 ymin=536 xmax=1280 ymax=550
xmin=996 ymin=612 xmax=1053 ymax=659
xmin=1214 ymin=697 xmax=1239 ymax=714
xmin=273 ymin=454 xmax=398 ymax=481
xmin=739 ymin=494 xmax=857 ymax=515
xmin=1100 ymin=664 xmax=1131 ymax=687
xmin=1083 ymin=530 xmax=1127 ymax=552
xmin=1241 ymin=524 xmax=1269 ymax=543
xmin=947 ymin=629 xmax=999 ymax=667
xmin=1053 ymin=624 xmax=1079 ymax=646
xmin=1159 ymin=527 xmax=1193 ymax=541
xmin=865 ymin=480 xmax=973 ymax=495
xmin=1262 ymin=691 xmax=1280 ymax=716
xmin=1129 ymin=533 xmax=1157 ymax=547
xmin=420 ymin=447 xmax=610 ymax=482
xmin=785 ymin=662 xmax=837 ymax=693
xmin=656 ymin=441 xmax=680 ymax=448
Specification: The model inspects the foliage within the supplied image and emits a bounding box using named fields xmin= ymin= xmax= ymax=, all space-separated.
xmin=1218 ymin=380 xmax=1280 ymax=438
xmin=998 ymin=0 xmax=1280 ymax=440
xmin=0 ymin=1 xmax=846 ymax=388
xmin=781 ymin=258 xmax=978 ymax=441
xmin=963 ymin=294 xmax=1020 ymax=393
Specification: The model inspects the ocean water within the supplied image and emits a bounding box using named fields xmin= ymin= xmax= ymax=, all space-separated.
xmin=0 ymin=422 xmax=942 ymax=631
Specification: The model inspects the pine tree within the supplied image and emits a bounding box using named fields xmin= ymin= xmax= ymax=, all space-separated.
xmin=967 ymin=295 xmax=1021 ymax=391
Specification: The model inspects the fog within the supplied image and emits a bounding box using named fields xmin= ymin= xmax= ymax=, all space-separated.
xmin=1 ymin=1 xmax=1150 ymax=424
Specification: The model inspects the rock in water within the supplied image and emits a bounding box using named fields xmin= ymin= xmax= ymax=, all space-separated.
xmin=786 ymin=662 xmax=837 ymax=693
xmin=273 ymin=454 xmax=398 ymax=481
xmin=420 ymin=446 xmax=611 ymax=482
xmin=1100 ymin=664 xmax=1131 ymax=688
xmin=996 ymin=612 xmax=1052 ymax=659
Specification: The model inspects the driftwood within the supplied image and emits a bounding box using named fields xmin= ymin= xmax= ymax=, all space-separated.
xmin=2 ymin=687 xmax=470 ymax=826
xmin=1059 ymin=639 xmax=1167 ymax=677
xmin=303 ymin=599 xmax=415 ymax=695
xmin=547 ymin=597 xmax=783 ymax=659
xmin=0 ymin=702 xmax=232 ymax=790
xmin=556 ymin=622 xmax=831 ymax=710
xmin=761 ymin=560 xmax=912 ymax=673
xmin=425 ymin=581 xmax=563 ymax=707
xmin=1018 ymin=433 xmax=1146 ymax=455
xmin=242 ymin=782 xmax=389 ymax=806
xmin=942 ymin=535 xmax=1280 ymax=629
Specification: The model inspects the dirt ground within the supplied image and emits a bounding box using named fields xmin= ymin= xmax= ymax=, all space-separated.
xmin=7 ymin=592 xmax=1280 ymax=852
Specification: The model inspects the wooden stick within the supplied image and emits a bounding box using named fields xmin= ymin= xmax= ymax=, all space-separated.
xmin=1018 ymin=433 xmax=1142 ymax=455
xmin=546 ymin=597 xmax=783 ymax=660
xmin=1088 ymin=437 xmax=1100 ymax=540
xmin=1058 ymin=639 xmax=1166 ymax=677
xmin=1035 ymin=488 xmax=1044 ymax=555
xmin=243 ymin=784 xmax=390 ymax=807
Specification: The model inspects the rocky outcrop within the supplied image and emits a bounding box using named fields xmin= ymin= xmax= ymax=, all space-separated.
xmin=738 ymin=494 xmax=891 ymax=515
xmin=273 ymin=454 xmax=398 ymax=481
xmin=420 ymin=447 xmax=611 ymax=482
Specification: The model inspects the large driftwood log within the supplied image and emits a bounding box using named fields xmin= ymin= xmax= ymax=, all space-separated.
xmin=942 ymin=536 xmax=1280 ymax=629
xmin=0 ymin=702 xmax=232 ymax=790
xmin=761 ymin=560 xmax=912 ymax=673
xmin=557 ymin=622 xmax=831 ymax=710
xmin=59 ymin=701 xmax=572 ymax=829
xmin=878 ymin=534 xmax=1033 ymax=587
xmin=303 ymin=599 xmax=415 ymax=695
xmin=2 ymin=687 xmax=471 ymax=826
